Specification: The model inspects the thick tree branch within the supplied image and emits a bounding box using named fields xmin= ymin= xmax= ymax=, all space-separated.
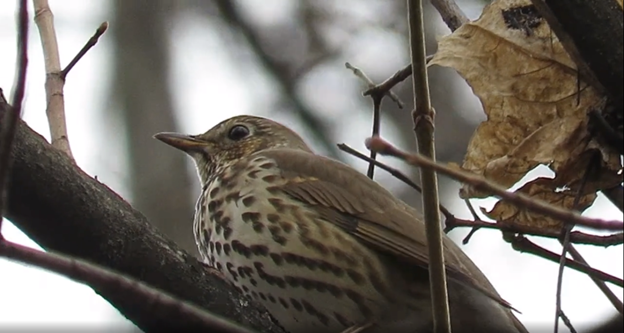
xmin=1 ymin=105 xmax=285 ymax=333
xmin=0 ymin=240 xmax=255 ymax=333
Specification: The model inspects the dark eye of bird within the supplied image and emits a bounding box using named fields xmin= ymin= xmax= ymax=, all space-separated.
xmin=228 ymin=125 xmax=250 ymax=141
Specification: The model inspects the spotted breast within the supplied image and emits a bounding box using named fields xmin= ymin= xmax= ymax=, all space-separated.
xmin=194 ymin=153 xmax=425 ymax=333
xmin=155 ymin=115 xmax=528 ymax=333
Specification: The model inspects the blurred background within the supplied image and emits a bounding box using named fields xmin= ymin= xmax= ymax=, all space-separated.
xmin=0 ymin=0 xmax=621 ymax=332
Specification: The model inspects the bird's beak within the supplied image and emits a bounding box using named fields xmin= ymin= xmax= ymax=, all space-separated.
xmin=153 ymin=132 xmax=208 ymax=153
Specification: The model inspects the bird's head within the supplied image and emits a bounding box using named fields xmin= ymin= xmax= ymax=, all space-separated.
xmin=154 ymin=115 xmax=312 ymax=184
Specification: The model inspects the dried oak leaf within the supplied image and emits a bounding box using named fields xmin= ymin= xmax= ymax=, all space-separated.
xmin=430 ymin=0 xmax=621 ymax=204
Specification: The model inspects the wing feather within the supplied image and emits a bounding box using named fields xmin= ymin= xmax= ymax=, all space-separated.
xmin=259 ymin=149 xmax=512 ymax=309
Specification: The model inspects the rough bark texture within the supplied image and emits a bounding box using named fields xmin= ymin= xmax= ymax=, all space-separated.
xmin=4 ymin=110 xmax=285 ymax=333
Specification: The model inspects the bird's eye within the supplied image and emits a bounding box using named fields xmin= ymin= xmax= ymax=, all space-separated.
xmin=228 ymin=125 xmax=250 ymax=141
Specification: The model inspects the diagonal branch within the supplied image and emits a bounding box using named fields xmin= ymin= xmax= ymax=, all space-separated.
xmin=444 ymin=218 xmax=623 ymax=247
xmin=508 ymin=235 xmax=622 ymax=287
xmin=0 ymin=240 xmax=255 ymax=333
xmin=60 ymin=21 xmax=108 ymax=80
xmin=366 ymin=137 xmax=624 ymax=232
xmin=0 ymin=104 xmax=285 ymax=333
xmin=430 ymin=0 xmax=469 ymax=32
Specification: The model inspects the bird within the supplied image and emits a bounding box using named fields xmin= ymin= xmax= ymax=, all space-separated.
xmin=154 ymin=115 xmax=528 ymax=333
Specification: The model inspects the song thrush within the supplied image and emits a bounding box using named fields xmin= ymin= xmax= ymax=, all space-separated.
xmin=155 ymin=115 xmax=527 ymax=333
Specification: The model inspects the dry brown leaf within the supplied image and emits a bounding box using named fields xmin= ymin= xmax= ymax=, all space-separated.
xmin=430 ymin=0 xmax=621 ymax=203
xmin=483 ymin=177 xmax=597 ymax=233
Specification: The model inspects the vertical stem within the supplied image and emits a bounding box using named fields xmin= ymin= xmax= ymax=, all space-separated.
xmin=33 ymin=0 xmax=74 ymax=160
xmin=407 ymin=1 xmax=451 ymax=332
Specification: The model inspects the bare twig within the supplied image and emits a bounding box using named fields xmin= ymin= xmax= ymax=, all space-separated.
xmin=339 ymin=143 xmax=622 ymax=246
xmin=60 ymin=21 xmax=109 ymax=80
xmin=554 ymin=155 xmax=596 ymax=333
xmin=407 ymin=1 xmax=450 ymax=332
xmin=366 ymin=137 xmax=624 ymax=232
xmin=33 ymin=0 xmax=74 ymax=160
xmin=460 ymin=199 xmax=481 ymax=244
xmin=509 ymin=235 xmax=623 ymax=287
xmin=566 ymin=244 xmax=623 ymax=314
xmin=344 ymin=63 xmax=387 ymax=179
xmin=558 ymin=310 xmax=577 ymax=333
xmin=345 ymin=62 xmax=403 ymax=108
xmin=337 ymin=143 xmax=453 ymax=220
xmin=362 ymin=54 xmax=434 ymax=103
xmin=444 ymin=218 xmax=623 ymax=246
xmin=361 ymin=0 xmax=468 ymax=110
xmin=430 ymin=0 xmax=469 ymax=32
xmin=0 ymin=0 xmax=28 ymax=232
xmin=0 ymin=240 xmax=255 ymax=333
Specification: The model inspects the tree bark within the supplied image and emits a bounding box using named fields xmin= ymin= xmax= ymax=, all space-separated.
xmin=3 ymin=109 xmax=284 ymax=333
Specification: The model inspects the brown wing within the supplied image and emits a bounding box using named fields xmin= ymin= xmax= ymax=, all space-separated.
xmin=259 ymin=149 xmax=512 ymax=309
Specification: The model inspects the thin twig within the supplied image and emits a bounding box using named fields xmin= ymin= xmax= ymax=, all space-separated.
xmin=362 ymin=0 xmax=467 ymax=104
xmin=362 ymin=54 xmax=434 ymax=102
xmin=430 ymin=0 xmax=469 ymax=32
xmin=509 ymin=235 xmax=623 ymax=287
xmin=337 ymin=143 xmax=453 ymax=220
xmin=558 ymin=310 xmax=577 ymax=333
xmin=345 ymin=62 xmax=403 ymax=108
xmin=461 ymin=199 xmax=481 ymax=244
xmin=554 ymin=155 xmax=595 ymax=333
xmin=444 ymin=218 xmax=623 ymax=246
xmin=0 ymin=240 xmax=255 ymax=333
xmin=366 ymin=137 xmax=624 ymax=231
xmin=0 ymin=0 xmax=28 ymax=233
xmin=566 ymin=244 xmax=623 ymax=314
xmin=33 ymin=0 xmax=74 ymax=160
xmin=343 ymin=63 xmax=388 ymax=179
xmin=60 ymin=21 xmax=109 ymax=80
xmin=367 ymin=97 xmax=382 ymax=179
xmin=407 ymin=1 xmax=451 ymax=332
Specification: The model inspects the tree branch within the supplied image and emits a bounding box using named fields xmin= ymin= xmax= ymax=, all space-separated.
xmin=430 ymin=0 xmax=469 ymax=31
xmin=32 ymin=0 xmax=74 ymax=160
xmin=444 ymin=218 xmax=623 ymax=247
xmin=0 ymin=104 xmax=285 ymax=333
xmin=0 ymin=0 xmax=28 ymax=232
xmin=366 ymin=137 xmax=624 ymax=231
xmin=407 ymin=1 xmax=451 ymax=332
xmin=60 ymin=21 xmax=108 ymax=80
xmin=0 ymin=240 xmax=255 ymax=333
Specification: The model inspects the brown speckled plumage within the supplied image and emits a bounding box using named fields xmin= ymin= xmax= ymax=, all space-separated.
xmin=155 ymin=115 xmax=528 ymax=333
